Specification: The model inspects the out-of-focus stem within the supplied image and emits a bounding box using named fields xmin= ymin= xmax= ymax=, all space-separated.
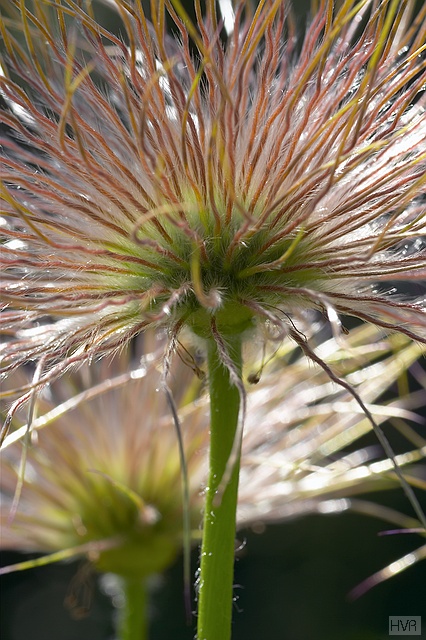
xmin=118 ymin=577 xmax=147 ymax=640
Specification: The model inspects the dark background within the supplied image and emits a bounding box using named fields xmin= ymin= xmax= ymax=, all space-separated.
xmin=2 ymin=488 xmax=426 ymax=640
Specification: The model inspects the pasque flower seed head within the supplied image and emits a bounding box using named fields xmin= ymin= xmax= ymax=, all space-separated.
xmin=0 ymin=0 xmax=425 ymax=419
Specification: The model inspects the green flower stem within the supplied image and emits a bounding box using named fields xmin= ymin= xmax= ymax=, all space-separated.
xmin=197 ymin=334 xmax=243 ymax=640
xmin=118 ymin=577 xmax=148 ymax=640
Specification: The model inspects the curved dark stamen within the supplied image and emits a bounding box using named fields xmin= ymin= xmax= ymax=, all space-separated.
xmin=162 ymin=325 xmax=192 ymax=623
xmin=288 ymin=327 xmax=426 ymax=531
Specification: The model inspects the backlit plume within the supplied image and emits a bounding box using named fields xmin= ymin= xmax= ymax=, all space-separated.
xmin=1 ymin=0 xmax=426 ymax=422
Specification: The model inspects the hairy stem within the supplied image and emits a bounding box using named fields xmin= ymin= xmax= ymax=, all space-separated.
xmin=197 ymin=334 xmax=243 ymax=640
xmin=118 ymin=577 xmax=148 ymax=640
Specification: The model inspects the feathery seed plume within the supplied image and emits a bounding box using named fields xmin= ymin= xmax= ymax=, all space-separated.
xmin=1 ymin=0 xmax=425 ymax=425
